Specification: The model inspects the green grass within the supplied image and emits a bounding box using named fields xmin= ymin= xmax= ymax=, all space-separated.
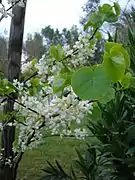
xmin=17 ymin=136 xmax=86 ymax=180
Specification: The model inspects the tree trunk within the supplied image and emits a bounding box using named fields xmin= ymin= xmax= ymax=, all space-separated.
xmin=0 ymin=2 xmax=27 ymax=180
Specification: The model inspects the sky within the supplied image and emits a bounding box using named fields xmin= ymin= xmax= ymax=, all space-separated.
xmin=0 ymin=0 xmax=134 ymax=39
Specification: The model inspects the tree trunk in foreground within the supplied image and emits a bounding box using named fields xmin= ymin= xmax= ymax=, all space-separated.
xmin=0 ymin=2 xmax=27 ymax=180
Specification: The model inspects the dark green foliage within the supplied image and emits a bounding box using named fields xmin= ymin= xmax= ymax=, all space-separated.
xmin=88 ymin=89 xmax=135 ymax=180
xmin=41 ymin=87 xmax=135 ymax=180
xmin=41 ymin=160 xmax=71 ymax=180
xmin=89 ymin=90 xmax=135 ymax=180
xmin=116 ymin=5 xmax=135 ymax=70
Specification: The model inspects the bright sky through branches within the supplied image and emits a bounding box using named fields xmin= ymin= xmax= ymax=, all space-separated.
xmin=0 ymin=0 xmax=134 ymax=38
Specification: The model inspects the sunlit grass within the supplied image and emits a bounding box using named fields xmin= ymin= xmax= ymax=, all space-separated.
xmin=17 ymin=136 xmax=86 ymax=180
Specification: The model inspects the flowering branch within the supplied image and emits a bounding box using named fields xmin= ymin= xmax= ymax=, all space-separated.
xmin=0 ymin=24 xmax=97 ymax=171
xmin=22 ymin=27 xmax=98 ymax=85
xmin=0 ymin=0 xmax=22 ymax=21
xmin=14 ymin=117 xmax=46 ymax=170
xmin=5 ymin=93 xmax=45 ymax=117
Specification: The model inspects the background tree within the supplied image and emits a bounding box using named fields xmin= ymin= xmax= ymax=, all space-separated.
xmin=41 ymin=25 xmax=79 ymax=48
xmin=23 ymin=25 xmax=79 ymax=60
xmin=116 ymin=5 xmax=135 ymax=43
xmin=23 ymin=32 xmax=44 ymax=61
xmin=0 ymin=35 xmax=8 ymax=73
xmin=60 ymin=25 xmax=79 ymax=46
xmin=41 ymin=25 xmax=62 ymax=48
xmin=80 ymin=0 xmax=100 ymax=25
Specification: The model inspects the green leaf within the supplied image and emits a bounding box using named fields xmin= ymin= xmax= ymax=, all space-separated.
xmin=88 ymin=12 xmax=104 ymax=28
xmin=99 ymin=4 xmax=113 ymax=14
xmin=53 ymin=76 xmax=66 ymax=93
xmin=98 ymin=4 xmax=118 ymax=23
xmin=0 ymin=114 xmax=8 ymax=121
xmin=105 ymin=42 xmax=117 ymax=53
xmin=31 ymin=58 xmax=37 ymax=66
xmin=84 ymin=3 xmax=120 ymax=30
xmin=88 ymin=102 xmax=102 ymax=121
xmin=126 ymin=147 xmax=135 ymax=155
xmin=0 ymin=78 xmax=17 ymax=95
xmin=103 ymin=42 xmax=130 ymax=82
xmin=103 ymin=51 xmax=125 ymax=82
xmin=99 ymin=87 xmax=115 ymax=103
xmin=50 ymin=45 xmax=64 ymax=61
xmin=30 ymin=77 xmax=40 ymax=86
xmin=60 ymin=67 xmax=71 ymax=74
xmin=131 ymin=77 xmax=135 ymax=89
xmin=105 ymin=13 xmax=118 ymax=23
xmin=95 ymin=31 xmax=102 ymax=40
xmin=84 ymin=20 xmax=92 ymax=31
xmin=84 ymin=3 xmax=120 ymax=31
xmin=71 ymin=65 xmax=112 ymax=101
xmin=7 ymin=81 xmax=18 ymax=92
xmin=53 ymin=72 xmax=73 ymax=93
xmin=110 ymin=45 xmax=130 ymax=68
xmin=114 ymin=2 xmax=121 ymax=16
xmin=119 ymin=72 xmax=132 ymax=89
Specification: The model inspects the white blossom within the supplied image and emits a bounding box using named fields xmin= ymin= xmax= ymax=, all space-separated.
xmin=74 ymin=128 xmax=88 ymax=139
xmin=10 ymin=33 xmax=97 ymax=151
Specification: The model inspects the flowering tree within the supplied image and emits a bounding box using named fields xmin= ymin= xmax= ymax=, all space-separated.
xmin=0 ymin=1 xmax=133 ymax=180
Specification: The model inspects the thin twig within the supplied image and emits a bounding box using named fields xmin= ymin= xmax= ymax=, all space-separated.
xmin=23 ymin=71 xmax=38 ymax=84
xmin=5 ymin=93 xmax=60 ymax=119
xmin=89 ymin=27 xmax=98 ymax=41
xmin=0 ymin=0 xmax=22 ymax=21
xmin=5 ymin=94 xmax=44 ymax=116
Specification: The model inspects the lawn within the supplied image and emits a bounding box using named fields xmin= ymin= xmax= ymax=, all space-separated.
xmin=17 ymin=136 xmax=86 ymax=180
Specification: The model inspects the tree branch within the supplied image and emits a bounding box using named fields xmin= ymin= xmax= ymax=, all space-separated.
xmin=23 ymin=71 xmax=38 ymax=84
xmin=89 ymin=27 xmax=98 ymax=41
xmin=5 ymin=94 xmax=44 ymax=117
xmin=0 ymin=0 xmax=22 ymax=21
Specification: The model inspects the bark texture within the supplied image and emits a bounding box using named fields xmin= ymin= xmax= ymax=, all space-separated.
xmin=0 ymin=2 xmax=27 ymax=180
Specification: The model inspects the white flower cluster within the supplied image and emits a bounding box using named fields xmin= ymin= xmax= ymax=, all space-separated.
xmin=17 ymin=116 xmax=43 ymax=152
xmin=74 ymin=128 xmax=88 ymax=140
xmin=35 ymin=35 xmax=97 ymax=83
xmin=63 ymin=35 xmax=97 ymax=67
xmin=11 ymin=33 xmax=96 ymax=151
xmin=13 ymin=79 xmax=24 ymax=92
xmin=13 ymin=84 xmax=93 ymax=151
xmin=35 ymin=55 xmax=62 ymax=83
xmin=21 ymin=61 xmax=33 ymax=74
